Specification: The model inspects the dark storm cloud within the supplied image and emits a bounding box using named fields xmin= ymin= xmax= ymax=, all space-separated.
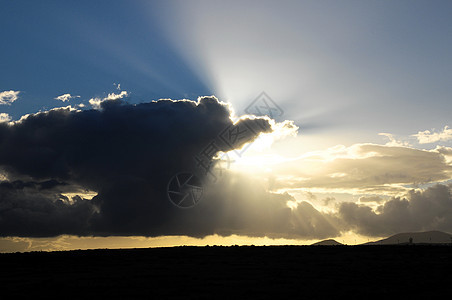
xmin=339 ymin=184 xmax=452 ymax=236
xmin=0 ymin=180 xmax=95 ymax=237
xmin=1 ymin=97 xmax=265 ymax=187
xmin=0 ymin=96 xmax=283 ymax=237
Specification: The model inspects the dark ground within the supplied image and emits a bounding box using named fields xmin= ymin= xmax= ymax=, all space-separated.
xmin=1 ymin=245 xmax=451 ymax=299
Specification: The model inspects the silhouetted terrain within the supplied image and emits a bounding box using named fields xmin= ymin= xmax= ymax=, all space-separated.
xmin=364 ymin=230 xmax=452 ymax=245
xmin=2 ymin=245 xmax=452 ymax=298
xmin=311 ymin=239 xmax=342 ymax=245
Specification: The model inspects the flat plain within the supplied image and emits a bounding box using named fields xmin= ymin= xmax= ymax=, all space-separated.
xmin=2 ymin=245 xmax=451 ymax=298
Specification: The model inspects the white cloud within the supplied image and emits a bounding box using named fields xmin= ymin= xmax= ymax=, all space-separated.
xmin=269 ymin=143 xmax=452 ymax=195
xmin=0 ymin=90 xmax=20 ymax=105
xmin=105 ymin=91 xmax=129 ymax=100
xmin=0 ymin=113 xmax=11 ymax=123
xmin=88 ymin=97 xmax=103 ymax=109
xmin=89 ymin=91 xmax=129 ymax=109
xmin=378 ymin=133 xmax=411 ymax=147
xmin=55 ymin=93 xmax=80 ymax=102
xmin=414 ymin=126 xmax=452 ymax=144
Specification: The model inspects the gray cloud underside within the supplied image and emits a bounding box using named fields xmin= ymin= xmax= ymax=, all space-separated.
xmin=339 ymin=184 xmax=452 ymax=236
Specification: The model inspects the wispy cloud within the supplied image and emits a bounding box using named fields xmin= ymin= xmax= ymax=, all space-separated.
xmin=54 ymin=93 xmax=80 ymax=102
xmin=0 ymin=90 xmax=20 ymax=105
xmin=414 ymin=126 xmax=452 ymax=144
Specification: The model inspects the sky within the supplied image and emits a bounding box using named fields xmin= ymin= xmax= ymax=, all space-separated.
xmin=1 ymin=0 xmax=452 ymax=252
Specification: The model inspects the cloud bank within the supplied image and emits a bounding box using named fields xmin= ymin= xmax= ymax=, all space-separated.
xmin=2 ymin=96 xmax=452 ymax=240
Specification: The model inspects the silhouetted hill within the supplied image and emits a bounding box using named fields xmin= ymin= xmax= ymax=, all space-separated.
xmin=364 ymin=230 xmax=452 ymax=245
xmin=311 ymin=239 xmax=343 ymax=246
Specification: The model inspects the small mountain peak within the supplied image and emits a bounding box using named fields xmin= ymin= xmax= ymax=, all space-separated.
xmin=311 ymin=239 xmax=343 ymax=246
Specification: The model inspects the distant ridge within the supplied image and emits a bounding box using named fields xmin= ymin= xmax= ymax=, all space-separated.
xmin=364 ymin=230 xmax=452 ymax=245
xmin=311 ymin=239 xmax=343 ymax=246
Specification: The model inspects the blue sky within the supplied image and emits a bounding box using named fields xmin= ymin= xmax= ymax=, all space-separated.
xmin=2 ymin=0 xmax=451 ymax=139
xmin=1 ymin=1 xmax=212 ymax=119
xmin=156 ymin=0 xmax=452 ymax=142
